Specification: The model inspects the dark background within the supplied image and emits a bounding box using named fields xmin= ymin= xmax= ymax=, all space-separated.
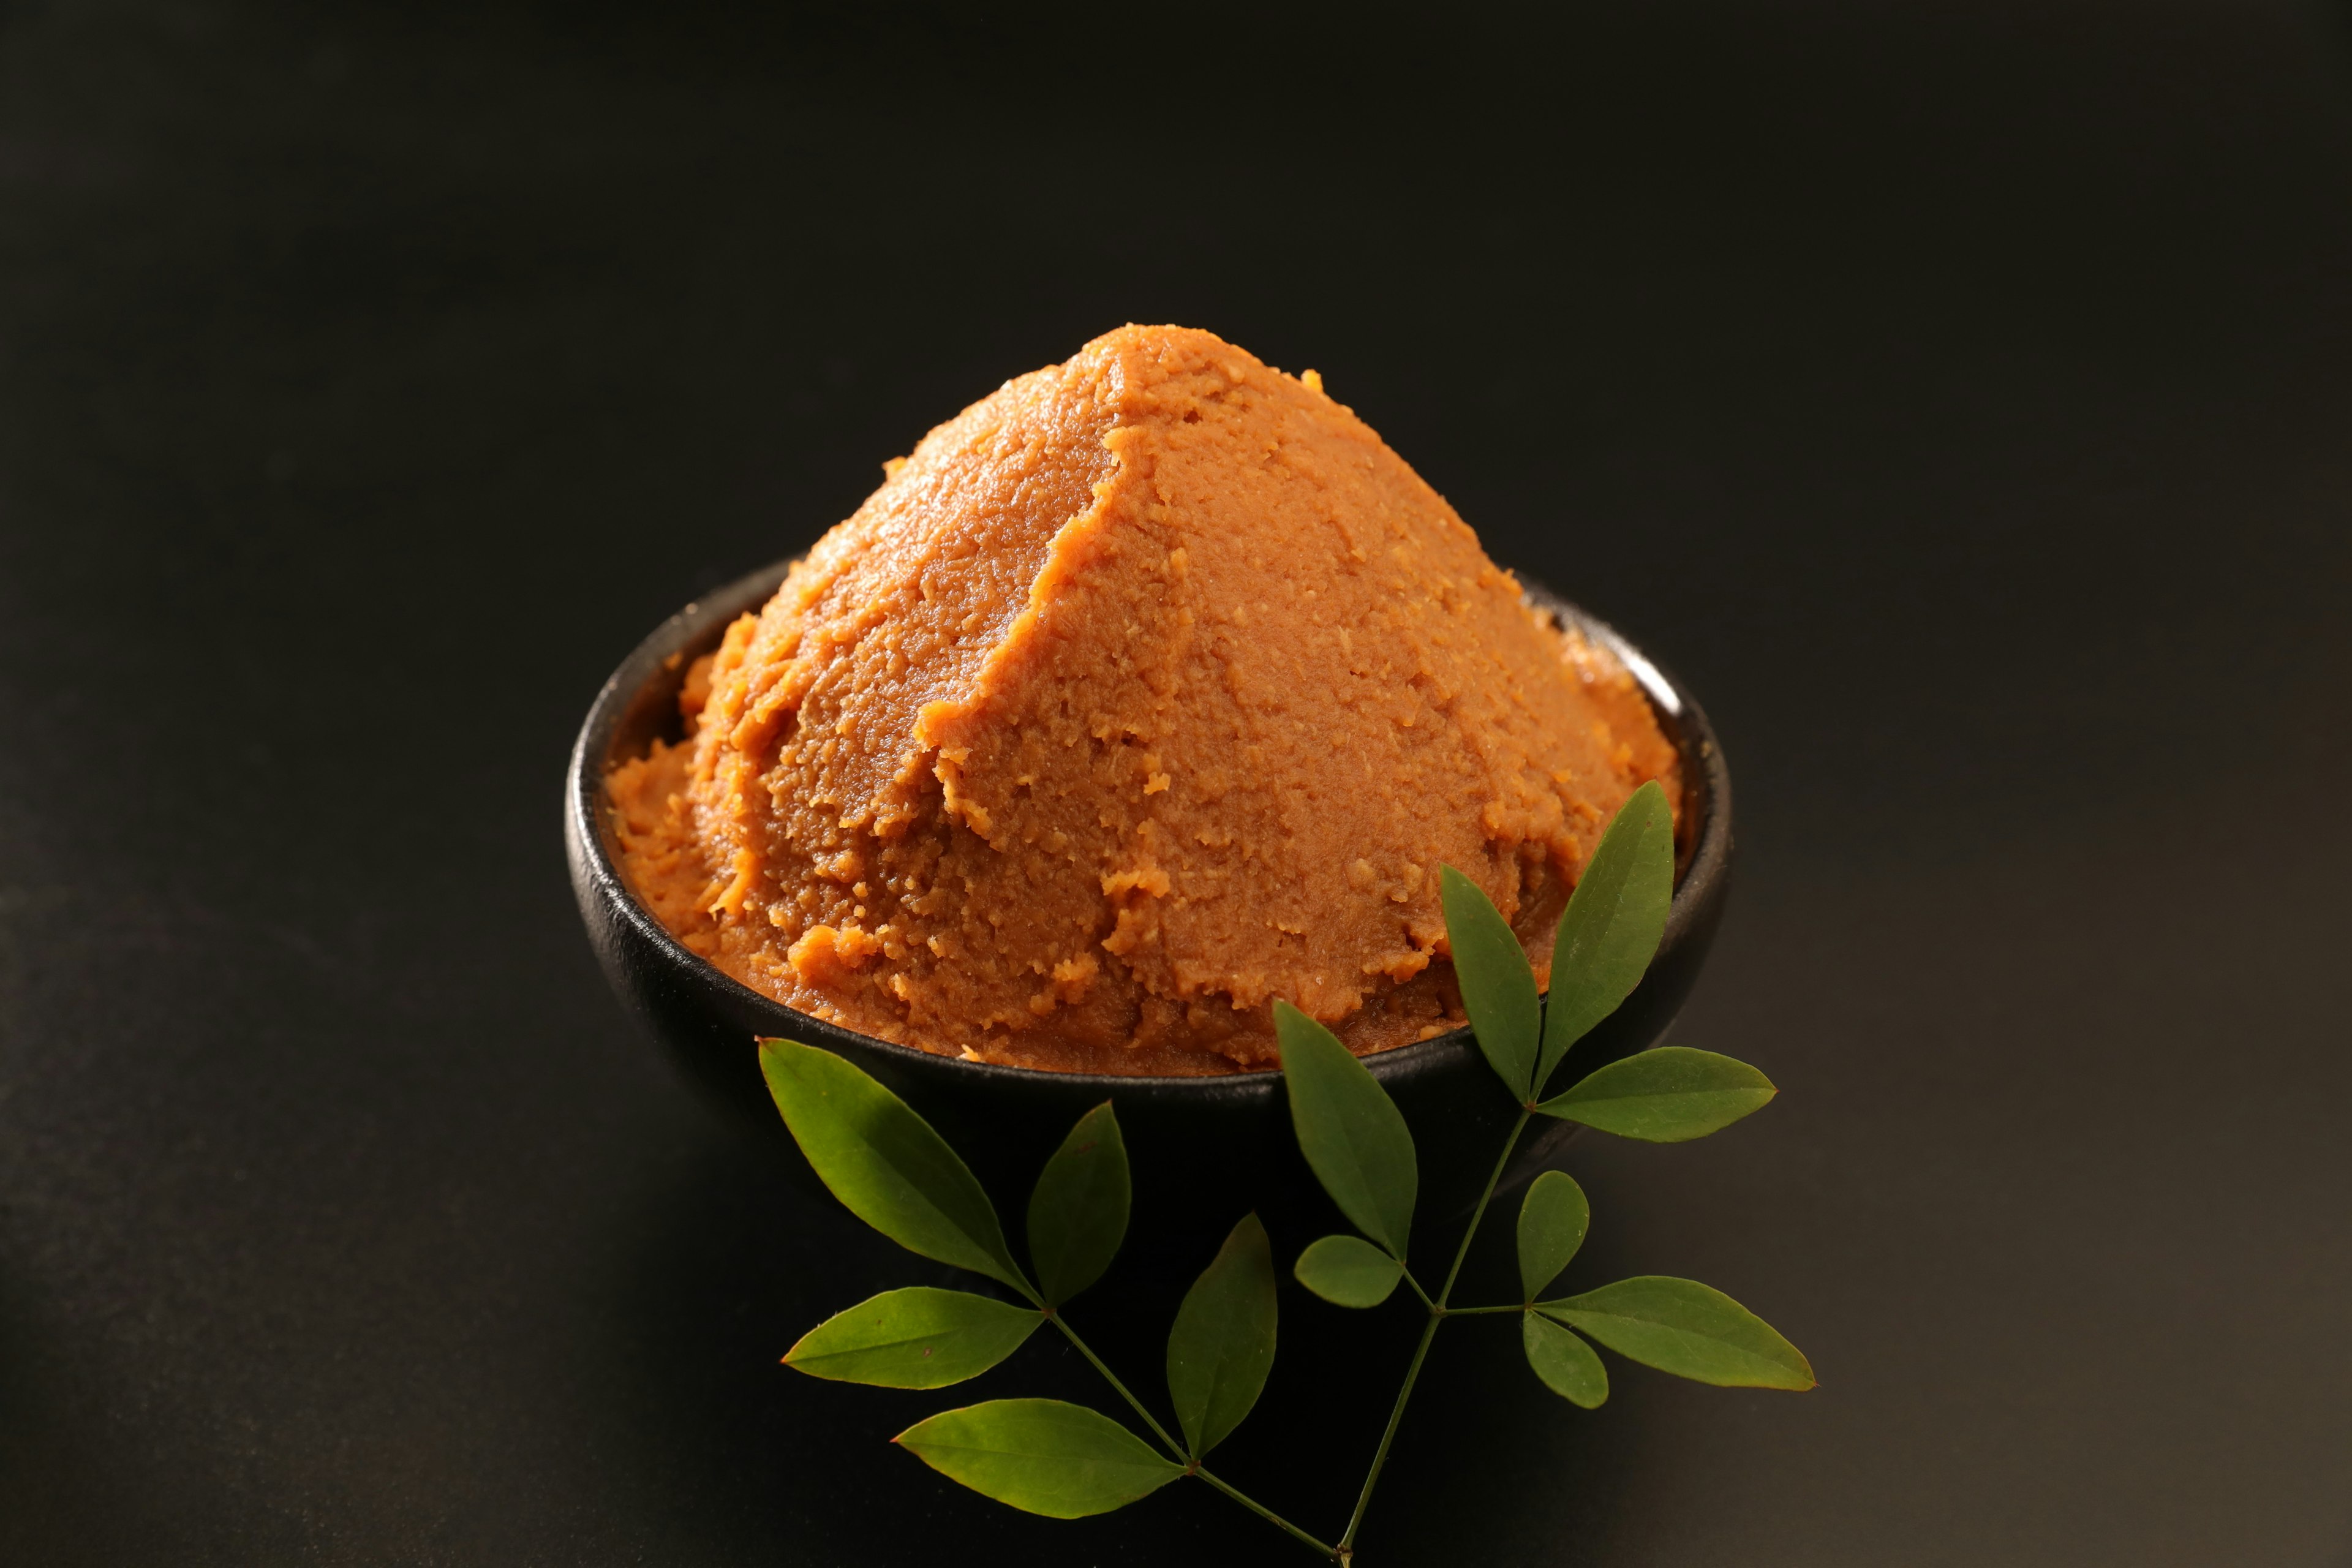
xmin=3 ymin=1 xmax=2348 ymax=1562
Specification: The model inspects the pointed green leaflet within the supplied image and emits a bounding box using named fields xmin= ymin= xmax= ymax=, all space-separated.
xmin=1536 ymin=1047 xmax=1776 ymax=1142
xmin=1536 ymin=780 xmax=1675 ymax=1093
xmin=1026 ymin=1101 xmax=1129 ymax=1306
xmin=1439 ymin=864 xmax=1541 ymax=1098
xmin=1166 ymin=1213 xmax=1278 ymax=1458
xmin=760 ymin=1040 xmax=1030 ymax=1298
xmin=784 ymin=1287 xmax=1041 ymax=1389
xmin=1540 ymin=1275 xmax=1814 ymax=1390
xmin=1275 ymin=1001 xmax=1417 ymax=1257
xmin=895 ymin=1399 xmax=1183 ymax=1518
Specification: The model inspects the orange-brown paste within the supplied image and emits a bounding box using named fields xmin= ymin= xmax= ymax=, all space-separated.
xmin=606 ymin=326 xmax=1679 ymax=1074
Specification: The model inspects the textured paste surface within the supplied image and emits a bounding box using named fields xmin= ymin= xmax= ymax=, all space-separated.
xmin=607 ymin=325 xmax=1679 ymax=1074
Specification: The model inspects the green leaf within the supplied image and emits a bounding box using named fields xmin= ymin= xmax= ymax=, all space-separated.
xmin=1292 ymin=1234 xmax=1404 ymax=1308
xmin=1275 ymin=1000 xmax=1417 ymax=1257
xmin=1540 ymin=1276 xmax=1815 ymax=1390
xmin=783 ymin=1287 xmax=1042 ymax=1389
xmin=1515 ymin=1170 xmax=1590 ymax=1302
xmin=895 ymin=1399 xmax=1184 ymax=1518
xmin=1439 ymin=864 xmax=1541 ymax=1098
xmin=1536 ymin=780 xmax=1676 ymax=1093
xmin=1165 ymin=1213 xmax=1279 ymax=1459
xmin=1026 ymin=1101 xmax=1129 ymax=1306
xmin=1536 ymin=1047 xmax=1777 ymax=1142
xmin=760 ymin=1039 xmax=1030 ymax=1297
xmin=1523 ymin=1312 xmax=1608 ymax=1408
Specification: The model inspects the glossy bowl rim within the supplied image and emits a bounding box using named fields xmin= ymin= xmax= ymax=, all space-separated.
xmin=565 ymin=556 xmax=1732 ymax=1102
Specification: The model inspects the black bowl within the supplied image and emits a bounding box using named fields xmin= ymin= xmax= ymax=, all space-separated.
xmin=565 ymin=560 xmax=1733 ymax=1262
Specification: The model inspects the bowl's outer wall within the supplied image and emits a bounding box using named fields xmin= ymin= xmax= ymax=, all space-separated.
xmin=565 ymin=560 xmax=1733 ymax=1257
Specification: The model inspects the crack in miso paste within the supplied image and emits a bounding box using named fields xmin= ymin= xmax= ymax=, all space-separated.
xmin=606 ymin=326 xmax=1679 ymax=1075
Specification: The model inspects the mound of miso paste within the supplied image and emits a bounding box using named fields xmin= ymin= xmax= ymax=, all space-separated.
xmin=608 ymin=325 xmax=1678 ymax=1075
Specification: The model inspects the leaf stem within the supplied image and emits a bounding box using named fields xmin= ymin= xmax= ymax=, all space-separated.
xmin=1400 ymin=1267 xmax=1436 ymax=1311
xmin=1339 ymin=1109 xmax=1532 ymax=1551
xmin=1438 ymin=1109 xmax=1531 ymax=1306
xmin=1437 ymin=1303 xmax=1525 ymax=1316
xmin=1195 ymin=1466 xmax=1341 ymax=1559
xmin=1055 ymin=1316 xmax=1335 ymax=1558
xmin=1341 ymin=1311 xmax=1441 ymax=1554
xmin=1049 ymin=1315 xmax=1185 ymax=1461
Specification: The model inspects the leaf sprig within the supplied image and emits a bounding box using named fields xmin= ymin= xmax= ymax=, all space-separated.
xmin=759 ymin=778 xmax=1812 ymax=1562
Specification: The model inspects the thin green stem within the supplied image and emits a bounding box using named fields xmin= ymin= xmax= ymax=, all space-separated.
xmin=1438 ymin=1303 xmax=1526 ymax=1316
xmin=1055 ymin=1316 xmax=1335 ymax=1559
xmin=1049 ymin=1315 xmax=1183 ymax=1461
xmin=1400 ymin=1267 xmax=1436 ymax=1311
xmin=1438 ymin=1109 xmax=1532 ymax=1305
xmin=1339 ymin=1109 xmax=1533 ymax=1552
xmin=1340 ymin=1312 xmax=1441 ymax=1554
xmin=1196 ymin=1466 xmax=1340 ymax=1560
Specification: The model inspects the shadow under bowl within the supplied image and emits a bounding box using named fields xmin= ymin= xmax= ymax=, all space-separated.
xmin=565 ymin=560 xmax=1733 ymax=1258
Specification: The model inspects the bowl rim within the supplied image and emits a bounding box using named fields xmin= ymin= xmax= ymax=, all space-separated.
xmin=566 ymin=556 xmax=1732 ymax=1101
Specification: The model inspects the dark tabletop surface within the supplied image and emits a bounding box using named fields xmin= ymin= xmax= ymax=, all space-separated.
xmin=4 ymin=2 xmax=2349 ymax=1562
